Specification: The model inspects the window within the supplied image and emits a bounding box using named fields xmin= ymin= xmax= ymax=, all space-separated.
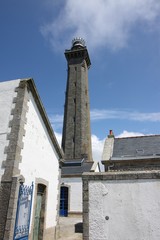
xmin=59 ymin=186 xmax=69 ymax=217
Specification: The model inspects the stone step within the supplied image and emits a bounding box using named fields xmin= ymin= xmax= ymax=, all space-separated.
xmin=58 ymin=233 xmax=82 ymax=240
xmin=57 ymin=216 xmax=83 ymax=240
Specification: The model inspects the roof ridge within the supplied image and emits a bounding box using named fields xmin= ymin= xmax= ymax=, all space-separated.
xmin=116 ymin=134 xmax=160 ymax=140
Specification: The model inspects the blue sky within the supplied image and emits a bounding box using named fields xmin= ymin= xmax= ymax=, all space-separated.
xmin=1 ymin=0 xmax=160 ymax=159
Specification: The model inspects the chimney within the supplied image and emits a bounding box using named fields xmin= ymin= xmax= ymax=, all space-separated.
xmin=108 ymin=130 xmax=114 ymax=138
xmin=102 ymin=130 xmax=114 ymax=161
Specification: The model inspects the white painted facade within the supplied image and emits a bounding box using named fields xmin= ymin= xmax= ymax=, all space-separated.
xmin=61 ymin=177 xmax=82 ymax=213
xmin=0 ymin=79 xmax=20 ymax=180
xmin=20 ymin=91 xmax=60 ymax=230
xmin=0 ymin=79 xmax=61 ymax=239
xmin=88 ymin=179 xmax=160 ymax=240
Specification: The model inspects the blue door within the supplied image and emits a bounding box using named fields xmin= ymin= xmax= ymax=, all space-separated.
xmin=14 ymin=183 xmax=33 ymax=240
xmin=60 ymin=186 xmax=68 ymax=217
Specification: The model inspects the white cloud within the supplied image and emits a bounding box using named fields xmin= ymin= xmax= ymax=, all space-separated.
xmin=49 ymin=114 xmax=63 ymax=130
xmin=41 ymin=0 xmax=160 ymax=51
xmin=49 ymin=108 xmax=160 ymax=137
xmin=91 ymin=109 xmax=160 ymax=122
xmin=91 ymin=134 xmax=105 ymax=161
xmin=49 ymin=109 xmax=160 ymax=133
xmin=116 ymin=130 xmax=145 ymax=138
xmin=55 ymin=131 xmax=62 ymax=146
xmin=49 ymin=114 xmax=63 ymax=123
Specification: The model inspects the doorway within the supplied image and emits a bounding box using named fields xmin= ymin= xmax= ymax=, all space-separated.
xmin=59 ymin=186 xmax=68 ymax=217
xmin=33 ymin=184 xmax=46 ymax=240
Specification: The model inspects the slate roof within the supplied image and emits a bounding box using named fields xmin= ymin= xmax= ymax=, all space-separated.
xmin=61 ymin=161 xmax=94 ymax=176
xmin=112 ymin=135 xmax=160 ymax=160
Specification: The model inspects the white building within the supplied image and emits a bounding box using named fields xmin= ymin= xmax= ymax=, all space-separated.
xmin=0 ymin=79 xmax=63 ymax=240
xmin=83 ymin=131 xmax=160 ymax=240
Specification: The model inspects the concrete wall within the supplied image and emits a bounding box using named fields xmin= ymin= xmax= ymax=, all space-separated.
xmin=20 ymin=91 xmax=60 ymax=238
xmin=0 ymin=79 xmax=20 ymax=180
xmin=61 ymin=177 xmax=82 ymax=213
xmin=83 ymin=171 xmax=160 ymax=240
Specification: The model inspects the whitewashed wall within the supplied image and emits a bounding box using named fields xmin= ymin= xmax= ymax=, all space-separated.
xmin=0 ymin=79 xmax=20 ymax=180
xmin=20 ymin=91 xmax=59 ymax=230
xmin=88 ymin=179 xmax=160 ymax=240
xmin=61 ymin=177 xmax=82 ymax=212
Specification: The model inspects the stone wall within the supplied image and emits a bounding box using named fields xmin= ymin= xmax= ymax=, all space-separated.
xmin=0 ymin=79 xmax=26 ymax=239
xmin=0 ymin=79 xmax=20 ymax=181
xmin=62 ymin=47 xmax=92 ymax=161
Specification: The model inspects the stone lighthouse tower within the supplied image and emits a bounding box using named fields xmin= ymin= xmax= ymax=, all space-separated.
xmin=59 ymin=39 xmax=98 ymax=223
xmin=62 ymin=37 xmax=92 ymax=161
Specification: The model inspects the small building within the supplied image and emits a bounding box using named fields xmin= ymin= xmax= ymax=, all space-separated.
xmin=0 ymin=79 xmax=63 ymax=240
xmin=102 ymin=130 xmax=160 ymax=171
xmin=83 ymin=131 xmax=160 ymax=240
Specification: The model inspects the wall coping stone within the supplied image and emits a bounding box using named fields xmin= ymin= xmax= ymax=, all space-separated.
xmin=82 ymin=170 xmax=160 ymax=181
